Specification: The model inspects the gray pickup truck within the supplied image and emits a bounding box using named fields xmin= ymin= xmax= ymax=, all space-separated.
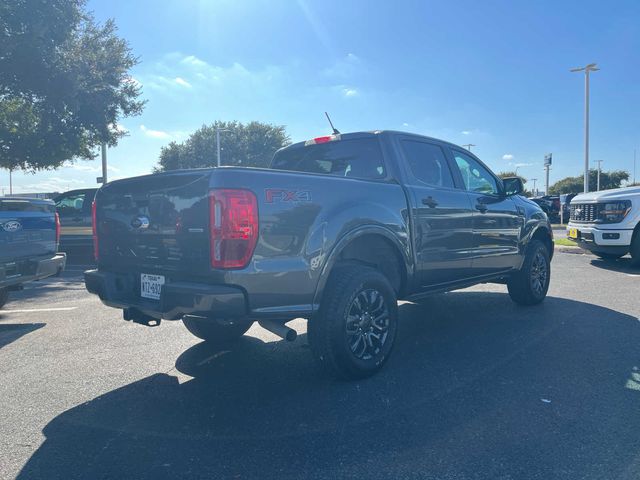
xmin=85 ymin=131 xmax=553 ymax=378
xmin=1 ymin=197 xmax=67 ymax=308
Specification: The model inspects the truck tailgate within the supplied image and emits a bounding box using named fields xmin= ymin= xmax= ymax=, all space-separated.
xmin=96 ymin=170 xmax=213 ymax=275
xmin=0 ymin=199 xmax=57 ymax=263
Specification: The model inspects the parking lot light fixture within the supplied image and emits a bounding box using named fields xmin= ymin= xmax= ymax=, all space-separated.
xmin=570 ymin=63 xmax=600 ymax=193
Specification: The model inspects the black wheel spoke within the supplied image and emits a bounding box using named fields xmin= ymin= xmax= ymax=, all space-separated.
xmin=345 ymin=288 xmax=390 ymax=361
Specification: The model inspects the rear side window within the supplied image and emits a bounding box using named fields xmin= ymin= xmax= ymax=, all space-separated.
xmin=55 ymin=192 xmax=87 ymax=215
xmin=271 ymin=138 xmax=386 ymax=180
xmin=0 ymin=200 xmax=53 ymax=213
xmin=400 ymin=140 xmax=454 ymax=188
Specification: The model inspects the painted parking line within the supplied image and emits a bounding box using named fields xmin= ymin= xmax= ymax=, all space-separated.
xmin=2 ymin=307 xmax=78 ymax=314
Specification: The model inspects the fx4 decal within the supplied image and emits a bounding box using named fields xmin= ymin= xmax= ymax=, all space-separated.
xmin=265 ymin=189 xmax=312 ymax=203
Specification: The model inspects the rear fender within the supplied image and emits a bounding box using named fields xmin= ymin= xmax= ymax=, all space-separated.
xmin=311 ymin=225 xmax=414 ymax=311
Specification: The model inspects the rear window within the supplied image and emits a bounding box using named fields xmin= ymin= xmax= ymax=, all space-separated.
xmin=271 ymin=138 xmax=386 ymax=179
xmin=0 ymin=200 xmax=54 ymax=213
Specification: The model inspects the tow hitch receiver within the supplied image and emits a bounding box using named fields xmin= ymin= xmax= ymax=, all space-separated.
xmin=123 ymin=308 xmax=161 ymax=327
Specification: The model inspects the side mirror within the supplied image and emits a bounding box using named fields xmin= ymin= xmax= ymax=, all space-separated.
xmin=502 ymin=177 xmax=524 ymax=196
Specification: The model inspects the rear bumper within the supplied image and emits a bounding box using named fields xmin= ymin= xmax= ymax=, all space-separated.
xmin=0 ymin=253 xmax=67 ymax=289
xmin=84 ymin=269 xmax=248 ymax=320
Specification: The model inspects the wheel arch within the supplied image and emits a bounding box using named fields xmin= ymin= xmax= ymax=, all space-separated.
xmin=312 ymin=226 xmax=413 ymax=310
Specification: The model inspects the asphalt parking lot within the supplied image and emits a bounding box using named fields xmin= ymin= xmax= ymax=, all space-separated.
xmin=1 ymin=249 xmax=639 ymax=480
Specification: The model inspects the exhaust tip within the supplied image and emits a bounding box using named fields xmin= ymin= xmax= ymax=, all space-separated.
xmin=258 ymin=319 xmax=297 ymax=342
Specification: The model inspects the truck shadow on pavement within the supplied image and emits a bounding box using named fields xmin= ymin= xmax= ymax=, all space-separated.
xmin=0 ymin=323 xmax=45 ymax=350
xmin=18 ymin=292 xmax=640 ymax=480
xmin=589 ymin=257 xmax=640 ymax=275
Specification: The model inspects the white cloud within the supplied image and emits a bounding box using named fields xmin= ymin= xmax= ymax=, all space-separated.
xmin=502 ymin=154 xmax=514 ymax=161
xmin=109 ymin=123 xmax=128 ymax=134
xmin=461 ymin=130 xmax=471 ymax=135
xmin=402 ymin=122 xmax=410 ymax=127
xmin=174 ymin=77 xmax=192 ymax=88
xmin=323 ymin=53 xmax=362 ymax=78
xmin=343 ymin=88 xmax=358 ymax=97
xmin=181 ymin=55 xmax=208 ymax=68
xmin=63 ymin=163 xmax=120 ymax=173
xmin=512 ymin=162 xmax=533 ymax=168
xmin=140 ymin=125 xmax=171 ymax=139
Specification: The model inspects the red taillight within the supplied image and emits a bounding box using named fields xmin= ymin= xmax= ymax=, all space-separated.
xmin=92 ymin=200 xmax=98 ymax=261
xmin=54 ymin=212 xmax=61 ymax=245
xmin=209 ymin=189 xmax=258 ymax=269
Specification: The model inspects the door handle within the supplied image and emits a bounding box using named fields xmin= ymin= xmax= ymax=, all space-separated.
xmin=475 ymin=203 xmax=488 ymax=213
xmin=422 ymin=196 xmax=438 ymax=208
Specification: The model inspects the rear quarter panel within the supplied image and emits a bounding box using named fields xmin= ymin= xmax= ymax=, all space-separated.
xmin=210 ymin=167 xmax=411 ymax=317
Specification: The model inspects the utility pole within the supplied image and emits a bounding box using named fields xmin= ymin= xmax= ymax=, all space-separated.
xmin=9 ymin=168 xmax=12 ymax=195
xmin=462 ymin=144 xmax=475 ymax=151
xmin=216 ymin=128 xmax=231 ymax=167
xmin=595 ymin=159 xmax=603 ymax=191
xmin=634 ymin=149 xmax=637 ymax=185
xmin=531 ymin=178 xmax=538 ymax=196
xmin=570 ymin=63 xmax=599 ymax=193
xmin=101 ymin=143 xmax=108 ymax=184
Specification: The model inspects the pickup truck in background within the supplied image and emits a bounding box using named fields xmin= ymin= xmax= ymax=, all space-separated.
xmin=567 ymin=186 xmax=640 ymax=265
xmin=85 ymin=130 xmax=554 ymax=379
xmin=53 ymin=188 xmax=98 ymax=252
xmin=0 ymin=197 xmax=67 ymax=308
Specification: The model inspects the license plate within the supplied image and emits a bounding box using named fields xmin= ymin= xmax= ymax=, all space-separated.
xmin=141 ymin=273 xmax=165 ymax=300
xmin=568 ymin=228 xmax=579 ymax=239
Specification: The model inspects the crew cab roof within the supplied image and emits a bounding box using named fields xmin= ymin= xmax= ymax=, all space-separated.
xmin=280 ymin=130 xmax=468 ymax=153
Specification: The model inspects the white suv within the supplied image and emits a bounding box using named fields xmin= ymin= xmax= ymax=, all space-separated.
xmin=567 ymin=186 xmax=640 ymax=265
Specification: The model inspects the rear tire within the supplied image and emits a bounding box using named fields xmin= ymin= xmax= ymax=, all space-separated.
xmin=594 ymin=252 xmax=624 ymax=260
xmin=508 ymin=240 xmax=551 ymax=305
xmin=182 ymin=316 xmax=253 ymax=343
xmin=0 ymin=288 xmax=8 ymax=309
xmin=631 ymin=232 xmax=640 ymax=267
xmin=309 ymin=265 xmax=398 ymax=380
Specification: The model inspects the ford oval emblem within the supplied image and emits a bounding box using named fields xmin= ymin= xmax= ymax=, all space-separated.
xmin=2 ymin=220 xmax=22 ymax=232
xmin=131 ymin=216 xmax=150 ymax=229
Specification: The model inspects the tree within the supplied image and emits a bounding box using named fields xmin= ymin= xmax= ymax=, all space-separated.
xmin=549 ymin=169 xmax=629 ymax=194
xmin=157 ymin=121 xmax=291 ymax=171
xmin=0 ymin=0 xmax=144 ymax=171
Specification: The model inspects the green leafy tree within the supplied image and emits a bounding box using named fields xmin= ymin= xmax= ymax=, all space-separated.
xmin=549 ymin=169 xmax=629 ymax=194
xmin=0 ymin=0 xmax=144 ymax=171
xmin=157 ymin=121 xmax=291 ymax=171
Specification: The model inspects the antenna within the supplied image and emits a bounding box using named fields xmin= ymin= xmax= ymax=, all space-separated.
xmin=325 ymin=112 xmax=340 ymax=135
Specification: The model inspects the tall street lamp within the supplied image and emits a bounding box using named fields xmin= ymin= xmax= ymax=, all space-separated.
xmin=216 ymin=128 xmax=231 ymax=167
xmin=595 ymin=159 xmax=604 ymax=191
xmin=570 ymin=63 xmax=599 ymax=193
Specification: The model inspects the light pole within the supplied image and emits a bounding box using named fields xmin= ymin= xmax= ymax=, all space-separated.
xmin=595 ymin=159 xmax=603 ymax=191
xmin=101 ymin=143 xmax=108 ymax=184
xmin=531 ymin=178 xmax=538 ymax=196
xmin=216 ymin=128 xmax=231 ymax=167
xmin=570 ymin=63 xmax=599 ymax=193
xmin=462 ymin=143 xmax=475 ymax=151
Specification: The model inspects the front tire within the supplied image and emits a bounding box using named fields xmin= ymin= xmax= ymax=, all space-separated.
xmin=0 ymin=288 xmax=8 ymax=309
xmin=508 ymin=240 xmax=551 ymax=305
xmin=309 ymin=265 xmax=398 ymax=380
xmin=182 ymin=316 xmax=253 ymax=343
xmin=631 ymin=232 xmax=640 ymax=267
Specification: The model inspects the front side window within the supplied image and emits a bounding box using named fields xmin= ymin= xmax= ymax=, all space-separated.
xmin=271 ymin=138 xmax=385 ymax=180
xmin=451 ymin=150 xmax=499 ymax=195
xmin=400 ymin=140 xmax=454 ymax=188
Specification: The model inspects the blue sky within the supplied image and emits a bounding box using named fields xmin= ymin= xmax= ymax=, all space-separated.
xmin=5 ymin=0 xmax=640 ymax=194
